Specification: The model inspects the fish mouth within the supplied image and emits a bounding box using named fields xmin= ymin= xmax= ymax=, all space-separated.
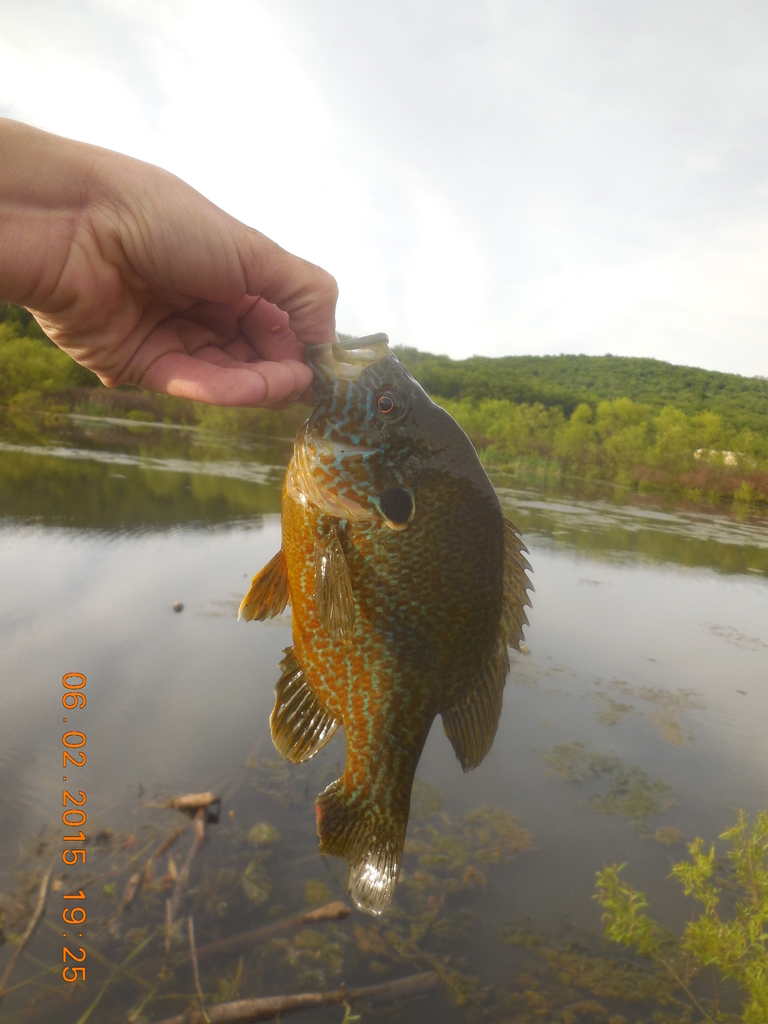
xmin=307 ymin=333 xmax=391 ymax=382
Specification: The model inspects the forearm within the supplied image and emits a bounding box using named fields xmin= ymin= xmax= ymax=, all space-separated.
xmin=0 ymin=118 xmax=101 ymax=308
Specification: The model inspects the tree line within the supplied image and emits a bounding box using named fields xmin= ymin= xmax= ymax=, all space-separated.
xmin=2 ymin=305 xmax=766 ymax=507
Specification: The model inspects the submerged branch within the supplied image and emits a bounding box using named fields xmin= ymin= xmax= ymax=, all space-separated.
xmin=183 ymin=901 xmax=352 ymax=964
xmin=169 ymin=809 xmax=208 ymax=924
xmin=0 ymin=862 xmax=54 ymax=1001
xmin=117 ymin=823 xmax=189 ymax=917
xmin=151 ymin=970 xmax=439 ymax=1024
xmin=188 ymin=917 xmax=210 ymax=1024
xmin=171 ymin=794 xmax=221 ymax=818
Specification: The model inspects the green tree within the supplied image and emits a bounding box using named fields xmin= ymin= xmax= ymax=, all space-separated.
xmin=553 ymin=403 xmax=598 ymax=475
xmin=0 ymin=322 xmax=96 ymax=401
xmin=652 ymin=406 xmax=695 ymax=475
xmin=594 ymin=398 xmax=651 ymax=482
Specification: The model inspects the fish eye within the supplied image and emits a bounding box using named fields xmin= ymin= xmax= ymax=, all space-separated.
xmin=375 ymin=389 xmax=404 ymax=420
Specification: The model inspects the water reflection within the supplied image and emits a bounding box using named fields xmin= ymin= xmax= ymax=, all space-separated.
xmin=494 ymin=482 xmax=768 ymax=575
xmin=0 ymin=415 xmax=766 ymax=1022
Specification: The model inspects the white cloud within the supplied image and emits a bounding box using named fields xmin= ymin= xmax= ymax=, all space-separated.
xmin=1 ymin=0 xmax=767 ymax=376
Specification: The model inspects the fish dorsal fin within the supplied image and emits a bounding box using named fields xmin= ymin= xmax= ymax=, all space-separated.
xmin=239 ymin=549 xmax=290 ymax=621
xmin=441 ymin=516 xmax=534 ymax=772
xmin=500 ymin=516 xmax=534 ymax=651
xmin=314 ymin=531 xmax=355 ymax=645
xmin=316 ymin=780 xmax=403 ymax=915
xmin=271 ymin=648 xmax=339 ymax=764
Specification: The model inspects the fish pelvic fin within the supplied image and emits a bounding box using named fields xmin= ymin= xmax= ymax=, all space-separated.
xmin=441 ymin=517 xmax=534 ymax=772
xmin=239 ymin=549 xmax=290 ymax=621
xmin=314 ymin=531 xmax=355 ymax=645
xmin=271 ymin=648 xmax=339 ymax=764
xmin=316 ymin=781 xmax=404 ymax=916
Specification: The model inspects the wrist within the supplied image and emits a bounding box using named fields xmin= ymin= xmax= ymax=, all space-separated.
xmin=0 ymin=119 xmax=104 ymax=308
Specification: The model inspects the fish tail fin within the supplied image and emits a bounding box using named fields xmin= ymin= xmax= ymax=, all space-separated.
xmin=316 ymin=781 xmax=404 ymax=916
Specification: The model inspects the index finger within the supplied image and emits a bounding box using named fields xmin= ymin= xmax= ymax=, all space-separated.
xmin=234 ymin=227 xmax=338 ymax=347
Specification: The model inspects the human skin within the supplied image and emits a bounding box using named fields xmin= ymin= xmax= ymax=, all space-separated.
xmin=0 ymin=118 xmax=338 ymax=407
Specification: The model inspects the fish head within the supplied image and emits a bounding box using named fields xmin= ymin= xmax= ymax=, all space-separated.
xmin=307 ymin=333 xmax=429 ymax=444
xmin=291 ymin=333 xmax=452 ymax=528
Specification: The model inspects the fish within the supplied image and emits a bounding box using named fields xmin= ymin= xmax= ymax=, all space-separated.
xmin=239 ymin=333 xmax=533 ymax=914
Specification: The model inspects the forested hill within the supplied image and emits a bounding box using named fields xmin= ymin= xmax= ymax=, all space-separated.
xmin=395 ymin=348 xmax=768 ymax=434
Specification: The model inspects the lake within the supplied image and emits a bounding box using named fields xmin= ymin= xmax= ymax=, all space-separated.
xmin=0 ymin=408 xmax=766 ymax=1023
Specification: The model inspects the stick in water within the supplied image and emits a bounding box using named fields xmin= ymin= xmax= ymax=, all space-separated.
xmin=185 ymin=901 xmax=352 ymax=964
xmin=188 ymin=917 xmax=210 ymax=1024
xmin=0 ymin=863 xmax=54 ymax=1001
xmin=151 ymin=971 xmax=439 ymax=1024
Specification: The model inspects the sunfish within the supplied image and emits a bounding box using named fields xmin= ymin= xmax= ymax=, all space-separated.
xmin=240 ymin=333 xmax=532 ymax=914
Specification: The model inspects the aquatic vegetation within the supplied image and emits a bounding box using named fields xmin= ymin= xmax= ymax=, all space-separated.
xmin=244 ymin=757 xmax=308 ymax=806
xmin=497 ymin=916 xmax=678 ymax=1021
xmin=542 ymin=742 xmax=676 ymax=821
xmin=596 ymin=806 xmax=768 ymax=1023
xmin=623 ymin=685 xmax=704 ymax=747
xmin=633 ymin=826 xmax=686 ymax=846
xmin=587 ymin=767 xmax=675 ymax=820
xmin=403 ymin=804 xmax=533 ymax=884
xmin=0 ymin=761 xmax=539 ymax=1023
xmin=542 ymin=741 xmax=621 ymax=783
xmin=242 ymin=858 xmax=272 ymax=904
xmin=247 ymin=823 xmax=280 ymax=846
xmin=595 ymin=681 xmax=705 ymax=747
xmin=0 ymin=749 xmax=759 ymax=1024
xmin=593 ymin=693 xmax=637 ymax=726
xmin=707 ymin=623 xmax=768 ymax=652
xmin=304 ymin=880 xmax=333 ymax=906
xmin=409 ymin=778 xmax=444 ymax=820
xmin=268 ymin=924 xmax=347 ymax=989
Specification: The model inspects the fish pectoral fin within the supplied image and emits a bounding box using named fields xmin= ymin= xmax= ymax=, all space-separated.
xmin=270 ymin=648 xmax=339 ymax=764
xmin=501 ymin=517 xmax=534 ymax=651
xmin=314 ymin=532 xmax=355 ymax=645
xmin=316 ymin=780 xmax=403 ymax=916
xmin=441 ymin=640 xmax=508 ymax=772
xmin=239 ymin=549 xmax=290 ymax=621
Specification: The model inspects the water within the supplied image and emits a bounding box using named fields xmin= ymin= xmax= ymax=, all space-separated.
xmin=0 ymin=409 xmax=766 ymax=1023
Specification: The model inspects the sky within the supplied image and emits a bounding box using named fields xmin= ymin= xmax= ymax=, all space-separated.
xmin=1 ymin=0 xmax=767 ymax=377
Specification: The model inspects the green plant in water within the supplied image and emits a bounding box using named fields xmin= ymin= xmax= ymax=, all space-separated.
xmin=595 ymin=807 xmax=768 ymax=1023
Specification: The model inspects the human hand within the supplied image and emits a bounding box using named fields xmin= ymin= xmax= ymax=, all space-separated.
xmin=0 ymin=119 xmax=338 ymax=407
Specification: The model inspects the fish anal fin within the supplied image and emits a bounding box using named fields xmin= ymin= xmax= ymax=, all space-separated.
xmin=270 ymin=648 xmax=339 ymax=764
xmin=239 ymin=549 xmax=290 ymax=622
xmin=314 ymin=532 xmax=355 ymax=645
xmin=442 ymin=516 xmax=534 ymax=772
xmin=316 ymin=781 xmax=403 ymax=916
xmin=441 ymin=641 xmax=508 ymax=772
